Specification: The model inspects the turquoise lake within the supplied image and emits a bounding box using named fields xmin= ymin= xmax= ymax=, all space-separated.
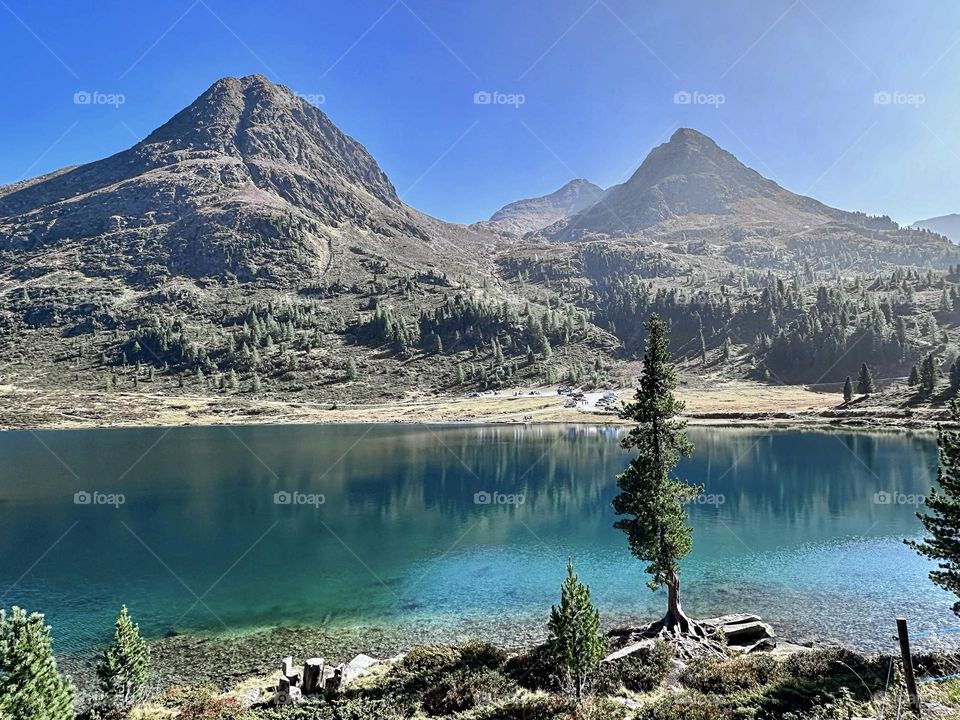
xmin=0 ymin=423 xmax=956 ymax=659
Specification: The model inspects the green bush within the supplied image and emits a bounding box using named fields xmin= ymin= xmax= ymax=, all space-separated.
xmin=255 ymin=698 xmax=405 ymax=720
xmin=503 ymin=643 xmax=556 ymax=691
xmin=681 ymin=653 xmax=779 ymax=694
xmin=177 ymin=695 xmax=251 ymax=720
xmin=598 ymin=641 xmax=672 ymax=694
xmin=635 ymin=694 xmax=724 ymax=720
xmin=362 ymin=642 xmax=516 ymax=716
xmin=462 ymin=693 xmax=574 ymax=720
xmin=421 ymin=667 xmax=516 ymax=715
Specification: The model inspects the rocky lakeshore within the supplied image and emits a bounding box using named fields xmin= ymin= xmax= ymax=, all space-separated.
xmin=69 ymin=614 xmax=960 ymax=720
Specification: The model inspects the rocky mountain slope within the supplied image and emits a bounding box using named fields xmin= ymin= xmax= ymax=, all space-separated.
xmin=2 ymin=79 xmax=959 ymax=412
xmin=473 ymin=178 xmax=603 ymax=236
xmin=532 ymin=128 xmax=958 ymax=273
xmin=0 ymin=74 xmax=491 ymax=287
xmin=913 ymin=214 xmax=960 ymax=244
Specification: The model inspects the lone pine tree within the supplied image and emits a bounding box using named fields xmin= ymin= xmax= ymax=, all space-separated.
xmin=546 ymin=560 xmax=604 ymax=703
xmin=907 ymin=401 xmax=960 ymax=617
xmin=856 ymin=363 xmax=876 ymax=395
xmin=613 ymin=314 xmax=704 ymax=636
xmin=0 ymin=607 xmax=74 ymax=720
xmin=98 ymin=606 xmax=149 ymax=707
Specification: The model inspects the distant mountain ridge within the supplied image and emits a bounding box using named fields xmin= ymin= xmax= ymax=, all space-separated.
xmin=474 ymin=179 xmax=604 ymax=236
xmin=912 ymin=214 xmax=960 ymax=244
xmin=524 ymin=127 xmax=956 ymax=273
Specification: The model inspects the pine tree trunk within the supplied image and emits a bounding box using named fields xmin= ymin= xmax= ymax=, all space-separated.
xmin=662 ymin=571 xmax=693 ymax=634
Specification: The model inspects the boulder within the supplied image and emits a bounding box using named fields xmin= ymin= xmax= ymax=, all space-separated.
xmin=341 ymin=653 xmax=382 ymax=686
xmin=722 ymin=620 xmax=776 ymax=646
xmin=701 ymin=614 xmax=763 ymax=630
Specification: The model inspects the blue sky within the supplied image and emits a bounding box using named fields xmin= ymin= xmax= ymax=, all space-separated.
xmin=1 ymin=0 xmax=958 ymax=225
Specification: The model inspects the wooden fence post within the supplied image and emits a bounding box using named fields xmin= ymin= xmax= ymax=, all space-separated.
xmin=896 ymin=617 xmax=921 ymax=716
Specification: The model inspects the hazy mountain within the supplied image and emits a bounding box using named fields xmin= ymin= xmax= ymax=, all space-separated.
xmin=533 ymin=128 xmax=955 ymax=272
xmin=0 ymin=74 xmax=489 ymax=285
xmin=473 ymin=178 xmax=604 ymax=236
xmin=912 ymin=214 xmax=960 ymax=244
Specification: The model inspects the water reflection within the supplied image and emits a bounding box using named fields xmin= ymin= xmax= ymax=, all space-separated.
xmin=0 ymin=424 xmax=951 ymax=655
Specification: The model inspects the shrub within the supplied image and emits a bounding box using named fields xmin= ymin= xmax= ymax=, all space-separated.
xmin=503 ymin=643 xmax=556 ymax=691
xmin=597 ymin=640 xmax=672 ymax=694
xmin=177 ymin=695 xmax=250 ymax=720
xmin=462 ymin=692 xmax=574 ymax=720
xmin=681 ymin=653 xmax=779 ymax=694
xmin=634 ymin=694 xmax=724 ymax=720
xmin=368 ymin=643 xmax=516 ymax=716
xmin=421 ymin=667 xmax=516 ymax=716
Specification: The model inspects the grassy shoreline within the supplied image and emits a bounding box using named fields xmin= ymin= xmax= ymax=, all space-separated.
xmin=68 ymin=621 xmax=960 ymax=719
xmin=0 ymin=382 xmax=948 ymax=433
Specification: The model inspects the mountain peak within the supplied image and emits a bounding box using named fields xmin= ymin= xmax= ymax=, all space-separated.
xmin=136 ymin=74 xmax=400 ymax=207
xmin=533 ymin=128 xmax=796 ymax=239
xmin=477 ymin=178 xmax=604 ymax=236
xmin=0 ymin=73 xmax=436 ymax=283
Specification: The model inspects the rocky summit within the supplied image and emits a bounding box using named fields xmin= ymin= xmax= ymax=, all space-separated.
xmin=0 ymin=74 xmax=487 ymax=286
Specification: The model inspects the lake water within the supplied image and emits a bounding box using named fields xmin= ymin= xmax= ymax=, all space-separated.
xmin=0 ymin=423 xmax=955 ymax=660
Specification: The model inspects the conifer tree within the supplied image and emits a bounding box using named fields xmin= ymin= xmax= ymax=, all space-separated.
xmin=856 ymin=363 xmax=876 ymax=395
xmin=907 ymin=401 xmax=960 ymax=616
xmin=920 ymin=353 xmax=938 ymax=394
xmin=843 ymin=376 xmax=853 ymax=403
xmin=613 ymin=314 xmax=703 ymax=634
xmin=0 ymin=607 xmax=74 ymax=720
xmin=97 ymin=606 xmax=149 ymax=707
xmin=909 ymin=365 xmax=920 ymax=387
xmin=546 ymin=560 xmax=604 ymax=703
